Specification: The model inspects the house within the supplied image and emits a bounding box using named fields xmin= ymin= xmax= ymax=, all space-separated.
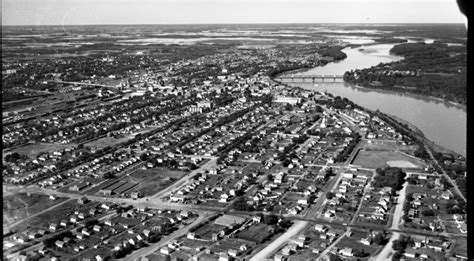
xmin=89 ymin=208 xmax=98 ymax=215
xmin=38 ymin=247 xmax=48 ymax=255
xmin=78 ymin=197 xmax=89 ymax=204
xmin=81 ymin=228 xmax=91 ymax=236
xmin=55 ymin=240 xmax=65 ymax=248
xmin=93 ymin=225 xmax=101 ymax=232
xmin=35 ymin=229 xmax=47 ymax=238
xmin=228 ymin=249 xmax=239 ymax=257
xmin=340 ymin=247 xmax=353 ymax=257
xmin=218 ymin=253 xmax=231 ymax=261
xmin=49 ymin=223 xmax=58 ymax=231
xmin=63 ymin=237 xmax=72 ymax=244
xmin=160 ymin=246 xmax=172 ymax=255
xmin=104 ymin=219 xmax=115 ymax=226
xmin=101 ymin=203 xmax=111 ymax=210
xmin=440 ymin=192 xmax=451 ymax=200
xmin=274 ymin=254 xmax=286 ymax=261
xmin=143 ymin=229 xmax=151 ymax=237
xmin=294 ymin=237 xmax=305 ymax=248
xmin=360 ymin=237 xmax=372 ymax=246
xmin=326 ymin=230 xmax=337 ymax=237
xmin=131 ymin=191 xmax=141 ymax=199
xmin=70 ymin=182 xmax=89 ymax=191
xmin=253 ymin=216 xmax=262 ymax=223
xmin=281 ymin=244 xmax=296 ymax=255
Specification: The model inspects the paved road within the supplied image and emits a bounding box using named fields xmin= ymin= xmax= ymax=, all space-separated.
xmin=3 ymin=196 xmax=74 ymax=231
xmin=250 ymin=220 xmax=308 ymax=261
xmin=150 ymin=157 xmax=217 ymax=199
xmin=316 ymin=230 xmax=348 ymax=260
xmin=121 ymin=211 xmax=210 ymax=261
xmin=372 ymin=181 xmax=408 ymax=260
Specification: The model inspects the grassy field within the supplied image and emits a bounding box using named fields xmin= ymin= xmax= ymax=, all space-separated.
xmin=7 ymin=143 xmax=77 ymax=158
xmin=352 ymin=150 xmax=426 ymax=169
xmin=236 ymin=223 xmax=274 ymax=244
xmin=8 ymin=199 xmax=79 ymax=232
xmin=335 ymin=236 xmax=379 ymax=258
xmin=122 ymin=167 xmax=187 ymax=197
xmin=359 ymin=139 xmax=418 ymax=152
xmin=3 ymin=193 xmax=68 ymax=226
xmin=84 ymin=135 xmax=134 ymax=150
xmin=451 ymin=238 xmax=468 ymax=258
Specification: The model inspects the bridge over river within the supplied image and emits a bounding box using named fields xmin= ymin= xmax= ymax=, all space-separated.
xmin=276 ymin=74 xmax=345 ymax=83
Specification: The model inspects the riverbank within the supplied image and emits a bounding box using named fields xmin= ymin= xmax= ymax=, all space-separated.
xmin=272 ymin=41 xmax=465 ymax=156
xmin=351 ymin=84 xmax=466 ymax=111
xmin=345 ymin=41 xmax=467 ymax=107
xmin=383 ymin=113 xmax=461 ymax=156
xmin=272 ymin=76 xmax=464 ymax=158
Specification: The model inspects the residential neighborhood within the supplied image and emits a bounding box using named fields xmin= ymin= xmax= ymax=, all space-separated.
xmin=3 ymin=23 xmax=468 ymax=261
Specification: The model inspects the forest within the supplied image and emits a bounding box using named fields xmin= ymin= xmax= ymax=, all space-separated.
xmin=343 ymin=42 xmax=466 ymax=105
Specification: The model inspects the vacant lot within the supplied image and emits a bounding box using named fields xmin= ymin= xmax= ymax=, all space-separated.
xmin=3 ymin=192 xmax=68 ymax=226
xmin=352 ymin=150 xmax=426 ymax=169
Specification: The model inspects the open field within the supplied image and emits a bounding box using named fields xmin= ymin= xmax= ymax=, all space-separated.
xmin=6 ymin=143 xmax=77 ymax=158
xmin=83 ymin=135 xmax=134 ymax=150
xmin=7 ymin=199 xmax=79 ymax=232
xmin=359 ymin=139 xmax=418 ymax=152
xmin=352 ymin=150 xmax=426 ymax=169
xmin=335 ymin=236 xmax=379 ymax=258
xmin=3 ymin=192 xmax=68 ymax=226
xmin=236 ymin=223 xmax=275 ymax=244
xmin=122 ymin=167 xmax=188 ymax=196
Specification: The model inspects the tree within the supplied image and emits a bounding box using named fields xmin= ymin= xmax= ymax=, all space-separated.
xmin=421 ymin=209 xmax=435 ymax=217
xmin=326 ymin=192 xmax=335 ymax=199
xmin=103 ymin=172 xmax=115 ymax=179
xmin=373 ymin=233 xmax=387 ymax=245
xmin=264 ymin=214 xmax=278 ymax=225
xmin=353 ymin=248 xmax=367 ymax=257
xmin=266 ymin=173 xmax=273 ymax=182
xmin=233 ymin=196 xmax=254 ymax=211
xmin=85 ymin=219 xmax=99 ymax=228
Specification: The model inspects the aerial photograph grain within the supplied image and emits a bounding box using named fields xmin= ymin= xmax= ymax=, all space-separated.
xmin=2 ymin=0 xmax=468 ymax=260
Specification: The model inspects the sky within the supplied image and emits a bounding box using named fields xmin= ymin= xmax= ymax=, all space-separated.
xmin=2 ymin=0 xmax=466 ymax=26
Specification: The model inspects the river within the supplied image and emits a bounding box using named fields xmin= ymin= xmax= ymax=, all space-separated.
xmin=281 ymin=43 xmax=466 ymax=156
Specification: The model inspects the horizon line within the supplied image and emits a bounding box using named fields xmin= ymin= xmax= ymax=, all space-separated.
xmin=1 ymin=22 xmax=466 ymax=27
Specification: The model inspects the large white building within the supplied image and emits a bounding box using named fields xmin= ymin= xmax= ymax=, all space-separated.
xmin=274 ymin=96 xmax=301 ymax=105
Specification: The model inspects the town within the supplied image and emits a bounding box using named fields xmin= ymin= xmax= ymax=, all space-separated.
xmin=2 ymin=24 xmax=467 ymax=261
